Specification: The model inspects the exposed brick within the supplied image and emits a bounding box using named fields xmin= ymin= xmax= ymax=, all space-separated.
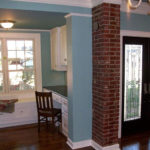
xmin=92 ymin=3 xmax=120 ymax=147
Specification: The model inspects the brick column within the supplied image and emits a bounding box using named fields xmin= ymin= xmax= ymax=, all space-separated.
xmin=92 ymin=3 xmax=120 ymax=147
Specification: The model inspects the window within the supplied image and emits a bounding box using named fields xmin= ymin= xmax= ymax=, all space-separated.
xmin=0 ymin=33 xmax=42 ymax=98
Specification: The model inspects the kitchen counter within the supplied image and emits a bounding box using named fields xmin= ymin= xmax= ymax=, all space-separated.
xmin=43 ymin=86 xmax=67 ymax=98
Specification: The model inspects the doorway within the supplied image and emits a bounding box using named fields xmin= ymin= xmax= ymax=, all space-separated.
xmin=122 ymin=36 xmax=150 ymax=136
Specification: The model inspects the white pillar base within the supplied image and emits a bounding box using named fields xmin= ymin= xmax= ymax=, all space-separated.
xmin=67 ymin=138 xmax=120 ymax=150
xmin=67 ymin=138 xmax=91 ymax=149
xmin=92 ymin=140 xmax=120 ymax=150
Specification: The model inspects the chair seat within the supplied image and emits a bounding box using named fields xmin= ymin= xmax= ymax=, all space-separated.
xmin=39 ymin=108 xmax=61 ymax=116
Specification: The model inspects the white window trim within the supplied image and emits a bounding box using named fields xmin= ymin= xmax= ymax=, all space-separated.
xmin=0 ymin=32 xmax=42 ymax=99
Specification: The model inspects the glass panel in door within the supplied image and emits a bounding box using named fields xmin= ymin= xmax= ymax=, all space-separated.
xmin=124 ymin=44 xmax=143 ymax=121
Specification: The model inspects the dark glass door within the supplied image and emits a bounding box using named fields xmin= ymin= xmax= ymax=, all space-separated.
xmin=122 ymin=36 xmax=150 ymax=136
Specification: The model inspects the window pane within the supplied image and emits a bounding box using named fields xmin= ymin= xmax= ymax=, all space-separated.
xmin=0 ymin=73 xmax=3 ymax=91
xmin=22 ymin=70 xmax=35 ymax=89
xmin=17 ymin=59 xmax=25 ymax=70
xmin=25 ymin=40 xmax=33 ymax=51
xmin=8 ymin=59 xmax=17 ymax=70
xmin=16 ymin=41 xmax=24 ymax=51
xmin=25 ymin=51 xmax=33 ymax=58
xmin=9 ymin=71 xmax=35 ymax=91
xmin=8 ymin=51 xmax=16 ymax=58
xmin=7 ymin=40 xmax=16 ymax=50
xmin=17 ymin=51 xmax=24 ymax=59
xmin=124 ymin=44 xmax=143 ymax=121
xmin=25 ymin=59 xmax=33 ymax=68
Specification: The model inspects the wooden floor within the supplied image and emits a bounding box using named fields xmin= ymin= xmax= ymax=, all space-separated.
xmin=1 ymin=125 xmax=150 ymax=150
xmin=0 ymin=125 xmax=94 ymax=150
xmin=120 ymin=130 xmax=150 ymax=150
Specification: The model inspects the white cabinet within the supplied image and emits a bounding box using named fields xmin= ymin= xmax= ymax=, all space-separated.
xmin=61 ymin=98 xmax=68 ymax=137
xmin=50 ymin=25 xmax=67 ymax=71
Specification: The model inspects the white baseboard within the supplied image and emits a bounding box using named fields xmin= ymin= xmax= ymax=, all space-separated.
xmin=92 ymin=140 xmax=120 ymax=150
xmin=67 ymin=138 xmax=120 ymax=150
xmin=67 ymin=138 xmax=91 ymax=149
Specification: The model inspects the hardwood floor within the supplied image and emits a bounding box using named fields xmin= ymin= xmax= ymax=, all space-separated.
xmin=120 ymin=130 xmax=150 ymax=150
xmin=0 ymin=125 xmax=94 ymax=150
xmin=1 ymin=124 xmax=150 ymax=150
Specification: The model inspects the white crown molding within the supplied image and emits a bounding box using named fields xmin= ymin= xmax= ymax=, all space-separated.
xmin=65 ymin=13 xmax=92 ymax=18
xmin=67 ymin=138 xmax=120 ymax=150
xmin=121 ymin=0 xmax=150 ymax=15
xmin=13 ymin=0 xmax=92 ymax=8
xmin=13 ymin=0 xmax=121 ymax=8
xmin=92 ymin=0 xmax=122 ymax=7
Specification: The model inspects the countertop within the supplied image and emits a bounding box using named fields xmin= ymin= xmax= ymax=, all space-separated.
xmin=43 ymin=86 xmax=67 ymax=98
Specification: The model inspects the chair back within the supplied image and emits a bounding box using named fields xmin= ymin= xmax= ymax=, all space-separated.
xmin=35 ymin=91 xmax=53 ymax=112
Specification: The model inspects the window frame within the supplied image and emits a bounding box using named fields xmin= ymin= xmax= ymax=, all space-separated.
xmin=0 ymin=33 xmax=42 ymax=99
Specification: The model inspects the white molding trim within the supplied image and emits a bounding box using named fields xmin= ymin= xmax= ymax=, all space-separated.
xmin=92 ymin=0 xmax=122 ymax=8
xmin=119 ymin=30 xmax=150 ymax=138
xmin=0 ymin=28 xmax=50 ymax=32
xmin=121 ymin=30 xmax=150 ymax=38
xmin=121 ymin=0 xmax=150 ymax=15
xmin=13 ymin=0 xmax=121 ymax=8
xmin=13 ymin=0 xmax=92 ymax=8
xmin=65 ymin=13 xmax=92 ymax=18
xmin=92 ymin=140 xmax=120 ymax=150
xmin=67 ymin=139 xmax=120 ymax=150
xmin=67 ymin=138 xmax=91 ymax=149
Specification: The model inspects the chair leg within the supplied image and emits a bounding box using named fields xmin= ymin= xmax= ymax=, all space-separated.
xmin=57 ymin=114 xmax=62 ymax=133
xmin=51 ymin=117 xmax=55 ymax=132
xmin=46 ymin=117 xmax=48 ymax=129
xmin=38 ymin=115 xmax=40 ymax=132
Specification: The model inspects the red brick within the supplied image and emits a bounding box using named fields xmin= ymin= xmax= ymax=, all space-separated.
xmin=92 ymin=3 xmax=120 ymax=147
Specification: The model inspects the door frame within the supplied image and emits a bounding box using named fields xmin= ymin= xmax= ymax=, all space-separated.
xmin=119 ymin=30 xmax=150 ymax=138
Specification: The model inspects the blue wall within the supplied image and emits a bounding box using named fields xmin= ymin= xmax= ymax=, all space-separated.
xmin=66 ymin=15 xmax=92 ymax=142
xmin=121 ymin=12 xmax=150 ymax=31
xmin=1 ymin=0 xmax=92 ymax=143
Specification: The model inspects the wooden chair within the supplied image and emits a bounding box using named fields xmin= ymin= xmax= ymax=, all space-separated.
xmin=35 ymin=91 xmax=61 ymax=132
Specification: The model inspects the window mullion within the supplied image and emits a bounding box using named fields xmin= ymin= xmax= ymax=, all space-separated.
xmin=2 ymin=39 xmax=9 ymax=93
xmin=1 ymin=38 xmax=6 ymax=93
